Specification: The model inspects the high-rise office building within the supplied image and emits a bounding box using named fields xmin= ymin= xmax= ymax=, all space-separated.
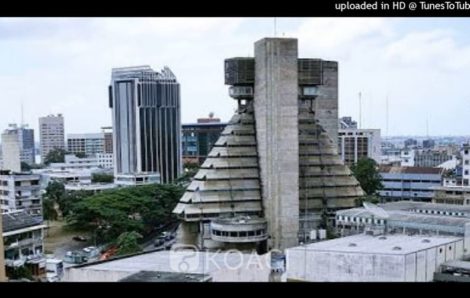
xmin=174 ymin=38 xmax=364 ymax=251
xmin=182 ymin=114 xmax=227 ymax=165
xmin=109 ymin=66 xmax=181 ymax=184
xmin=39 ymin=114 xmax=65 ymax=163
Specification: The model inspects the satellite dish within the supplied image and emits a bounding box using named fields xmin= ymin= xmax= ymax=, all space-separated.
xmin=363 ymin=202 xmax=389 ymax=219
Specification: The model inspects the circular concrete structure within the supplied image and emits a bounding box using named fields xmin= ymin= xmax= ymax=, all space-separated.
xmin=210 ymin=216 xmax=268 ymax=243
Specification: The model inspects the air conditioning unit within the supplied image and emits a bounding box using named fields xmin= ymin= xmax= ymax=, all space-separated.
xmin=229 ymin=86 xmax=254 ymax=99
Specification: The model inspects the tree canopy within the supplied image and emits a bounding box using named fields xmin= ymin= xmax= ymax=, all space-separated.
xmin=115 ymin=231 xmax=143 ymax=256
xmin=91 ymin=173 xmax=114 ymax=183
xmin=66 ymin=184 xmax=184 ymax=243
xmin=350 ymin=157 xmax=383 ymax=196
xmin=44 ymin=148 xmax=68 ymax=165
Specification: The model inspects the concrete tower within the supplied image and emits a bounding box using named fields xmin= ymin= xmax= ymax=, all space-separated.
xmin=254 ymin=38 xmax=300 ymax=250
xmin=174 ymin=37 xmax=364 ymax=252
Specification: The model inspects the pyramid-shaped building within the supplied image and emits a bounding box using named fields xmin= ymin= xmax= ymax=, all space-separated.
xmin=174 ymin=38 xmax=364 ymax=252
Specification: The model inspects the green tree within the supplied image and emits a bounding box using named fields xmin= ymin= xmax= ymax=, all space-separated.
xmin=75 ymin=152 xmax=87 ymax=158
xmin=9 ymin=266 xmax=33 ymax=280
xmin=44 ymin=148 xmax=68 ymax=165
xmin=351 ymin=158 xmax=383 ymax=196
xmin=115 ymin=231 xmax=143 ymax=256
xmin=20 ymin=162 xmax=31 ymax=172
xmin=66 ymin=184 xmax=184 ymax=243
xmin=91 ymin=173 xmax=114 ymax=183
xmin=42 ymin=196 xmax=58 ymax=221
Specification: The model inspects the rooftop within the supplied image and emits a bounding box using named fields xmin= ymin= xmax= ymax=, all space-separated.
xmin=118 ymin=271 xmax=211 ymax=282
xmin=288 ymin=234 xmax=460 ymax=255
xmin=379 ymin=166 xmax=444 ymax=175
xmin=2 ymin=210 xmax=43 ymax=233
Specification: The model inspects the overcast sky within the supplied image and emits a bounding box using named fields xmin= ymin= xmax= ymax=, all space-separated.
xmin=1 ymin=17 xmax=470 ymax=138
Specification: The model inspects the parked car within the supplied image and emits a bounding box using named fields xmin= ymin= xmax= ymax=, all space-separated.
xmin=73 ymin=236 xmax=87 ymax=242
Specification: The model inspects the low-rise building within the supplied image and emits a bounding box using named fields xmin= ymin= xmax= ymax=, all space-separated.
xmin=64 ymin=249 xmax=271 ymax=282
xmin=65 ymin=182 xmax=118 ymax=193
xmin=34 ymin=169 xmax=92 ymax=189
xmin=335 ymin=201 xmax=470 ymax=251
xmin=433 ymin=186 xmax=470 ymax=205
xmin=286 ymin=233 xmax=463 ymax=282
xmin=114 ymin=173 xmax=160 ymax=186
xmin=0 ymin=171 xmax=42 ymax=216
xmin=378 ymin=166 xmax=444 ymax=202
xmin=2 ymin=210 xmax=46 ymax=280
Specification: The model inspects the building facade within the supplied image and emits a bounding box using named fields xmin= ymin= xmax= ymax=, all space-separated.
xmin=0 ymin=172 xmax=42 ymax=216
xmin=109 ymin=65 xmax=181 ymax=184
xmin=414 ymin=149 xmax=454 ymax=167
xmin=174 ymin=38 xmax=364 ymax=251
xmin=2 ymin=210 xmax=46 ymax=280
xmin=67 ymin=133 xmax=105 ymax=157
xmin=101 ymin=127 xmax=113 ymax=154
xmin=378 ymin=166 xmax=444 ymax=202
xmin=286 ymin=233 xmax=464 ymax=282
xmin=182 ymin=117 xmax=226 ymax=165
xmin=338 ymin=128 xmax=381 ymax=166
xmin=1 ymin=124 xmax=35 ymax=168
xmin=1 ymin=129 xmax=22 ymax=172
xmin=39 ymin=114 xmax=65 ymax=163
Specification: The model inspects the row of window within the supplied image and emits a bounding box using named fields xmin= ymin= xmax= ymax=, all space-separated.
xmin=413 ymin=209 xmax=465 ymax=217
xmin=212 ymin=229 xmax=265 ymax=238
xmin=336 ymin=215 xmax=385 ymax=225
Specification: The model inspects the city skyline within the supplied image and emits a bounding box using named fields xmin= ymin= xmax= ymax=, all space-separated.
xmin=1 ymin=18 xmax=470 ymax=137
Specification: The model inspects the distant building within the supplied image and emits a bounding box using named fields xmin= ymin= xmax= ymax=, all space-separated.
xmin=67 ymin=133 xmax=104 ymax=157
xmin=0 ymin=171 xmax=42 ymax=216
xmin=101 ymin=127 xmax=113 ymax=154
xmin=65 ymin=182 xmax=117 ymax=193
xmin=39 ymin=114 xmax=65 ymax=163
xmin=378 ymin=166 xmax=444 ymax=202
xmin=414 ymin=149 xmax=454 ymax=167
xmin=404 ymin=138 xmax=418 ymax=148
xmin=423 ymin=139 xmax=436 ymax=149
xmin=1 ymin=124 xmax=35 ymax=168
xmin=109 ymin=66 xmax=181 ymax=184
xmin=182 ymin=115 xmax=226 ymax=165
xmin=1 ymin=129 xmax=22 ymax=172
xmin=338 ymin=128 xmax=381 ymax=166
xmin=49 ymin=154 xmax=113 ymax=171
xmin=339 ymin=116 xmax=357 ymax=129
xmin=114 ymin=173 xmax=160 ymax=186
xmin=2 ymin=210 xmax=46 ymax=280
xmin=400 ymin=149 xmax=415 ymax=166
xmin=335 ymin=201 xmax=470 ymax=244
xmin=286 ymin=233 xmax=464 ymax=282
xmin=34 ymin=169 xmax=92 ymax=188
xmin=433 ymin=186 xmax=470 ymax=205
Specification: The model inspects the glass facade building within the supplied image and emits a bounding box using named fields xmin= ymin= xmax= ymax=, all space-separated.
xmin=109 ymin=66 xmax=181 ymax=184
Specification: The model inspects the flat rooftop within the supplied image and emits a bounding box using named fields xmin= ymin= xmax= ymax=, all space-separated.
xmin=69 ymin=250 xmax=269 ymax=275
xmin=288 ymin=234 xmax=461 ymax=255
xmin=118 ymin=271 xmax=211 ymax=282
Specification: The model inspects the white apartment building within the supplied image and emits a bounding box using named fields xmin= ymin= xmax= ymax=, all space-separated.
xmin=67 ymin=133 xmax=105 ymax=157
xmin=0 ymin=172 xmax=42 ymax=216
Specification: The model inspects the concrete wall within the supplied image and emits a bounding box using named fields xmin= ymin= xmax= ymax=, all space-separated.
xmin=0 ymin=214 xmax=5 ymax=282
xmin=286 ymin=240 xmax=464 ymax=282
xmin=314 ymin=61 xmax=339 ymax=147
xmin=254 ymin=38 xmax=299 ymax=251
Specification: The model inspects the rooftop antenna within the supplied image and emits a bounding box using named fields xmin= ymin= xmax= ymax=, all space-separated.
xmin=21 ymin=102 xmax=24 ymax=127
xmin=386 ymin=94 xmax=389 ymax=141
xmin=358 ymin=92 xmax=362 ymax=129
xmin=426 ymin=117 xmax=429 ymax=139
xmin=274 ymin=18 xmax=277 ymax=37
